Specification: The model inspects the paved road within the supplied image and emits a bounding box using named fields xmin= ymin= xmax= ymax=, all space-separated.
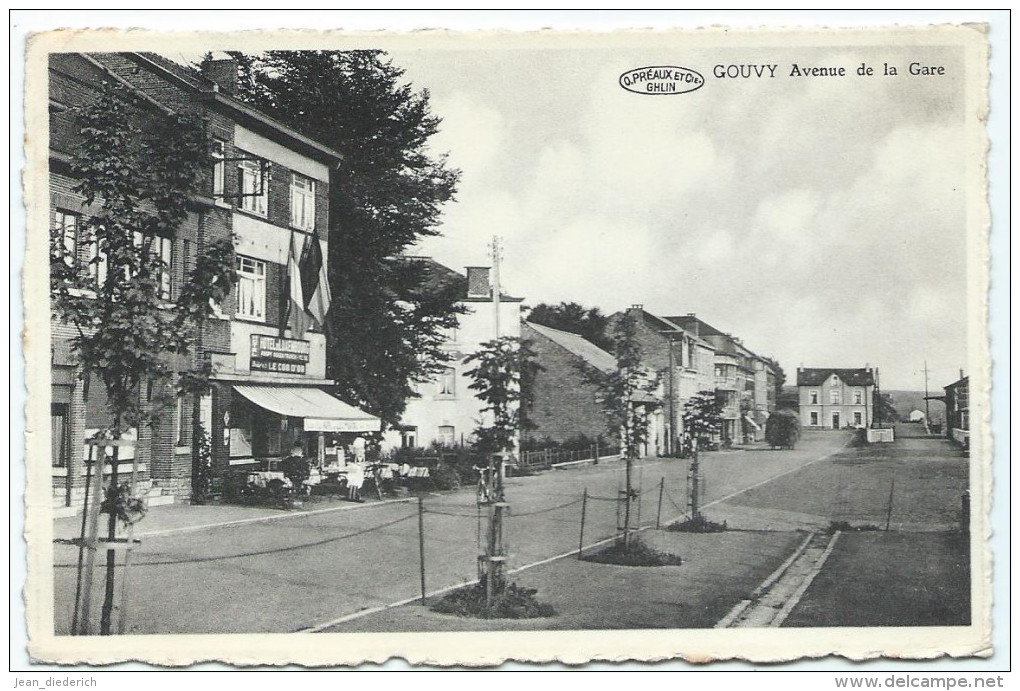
xmin=54 ymin=431 xmax=850 ymax=634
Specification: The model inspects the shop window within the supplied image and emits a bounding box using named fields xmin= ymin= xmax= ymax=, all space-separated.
xmin=54 ymin=209 xmax=79 ymax=268
xmin=238 ymin=158 xmax=268 ymax=217
xmin=437 ymin=367 xmax=456 ymax=396
xmin=235 ymin=255 xmax=266 ymax=321
xmin=290 ymin=173 xmax=315 ymax=231
xmin=437 ymin=425 xmax=455 ymax=447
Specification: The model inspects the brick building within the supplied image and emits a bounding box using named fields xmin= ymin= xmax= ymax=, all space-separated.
xmin=667 ymin=314 xmax=776 ymax=444
xmin=943 ymin=374 xmax=970 ymax=449
xmin=520 ymin=321 xmax=617 ymax=446
xmin=49 ymin=53 xmax=378 ymax=512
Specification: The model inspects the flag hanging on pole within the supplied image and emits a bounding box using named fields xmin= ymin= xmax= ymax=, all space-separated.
xmin=300 ymin=227 xmax=332 ymax=330
xmin=286 ymin=231 xmax=309 ymax=340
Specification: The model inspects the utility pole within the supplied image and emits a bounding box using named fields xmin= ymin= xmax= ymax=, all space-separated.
xmin=923 ymin=360 xmax=931 ymax=426
xmin=490 ymin=235 xmax=502 ymax=339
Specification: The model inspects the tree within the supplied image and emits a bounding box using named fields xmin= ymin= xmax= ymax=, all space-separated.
xmin=228 ymin=51 xmax=462 ymax=429
xmin=764 ymin=409 xmax=801 ymax=449
xmin=52 ymin=81 xmax=236 ymax=635
xmin=682 ymin=390 xmax=724 ymax=518
xmin=464 ymin=336 xmax=539 ymax=603
xmin=525 ymin=302 xmax=613 ymax=352
xmin=581 ymin=313 xmax=658 ymax=548
xmin=683 ymin=390 xmax=724 ymax=448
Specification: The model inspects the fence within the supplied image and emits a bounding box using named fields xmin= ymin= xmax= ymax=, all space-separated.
xmin=517 ymin=443 xmax=621 ymax=473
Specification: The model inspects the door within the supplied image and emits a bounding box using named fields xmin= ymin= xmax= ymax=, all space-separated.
xmin=831 ymin=412 xmax=840 ymax=429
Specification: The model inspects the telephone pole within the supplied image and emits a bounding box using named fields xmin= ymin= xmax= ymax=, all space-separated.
xmin=923 ymin=360 xmax=931 ymax=425
xmin=490 ymin=235 xmax=502 ymax=339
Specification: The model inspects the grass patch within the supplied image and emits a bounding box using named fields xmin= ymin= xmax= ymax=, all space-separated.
xmin=667 ymin=515 xmax=728 ymax=533
xmin=431 ymin=582 xmax=554 ymax=619
xmin=582 ymin=537 xmax=683 ymax=567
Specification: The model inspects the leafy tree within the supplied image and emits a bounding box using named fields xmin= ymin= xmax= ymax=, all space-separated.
xmin=525 ymin=302 xmax=613 ymax=352
xmin=51 ymin=81 xmax=236 ymax=635
xmin=580 ymin=313 xmax=659 ymax=548
xmin=228 ymin=50 xmax=462 ymax=429
xmin=874 ymin=391 xmax=899 ymax=425
xmin=464 ymin=336 xmax=539 ymax=600
xmin=464 ymin=336 xmax=539 ymax=454
xmin=683 ymin=390 xmax=724 ymax=448
xmin=764 ymin=409 xmax=801 ymax=449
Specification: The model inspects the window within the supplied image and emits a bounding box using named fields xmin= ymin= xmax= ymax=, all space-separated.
xmin=853 ymin=412 xmax=863 ymax=426
xmin=239 ymin=158 xmax=268 ymax=216
xmin=853 ymin=390 xmax=863 ymax=405
xmin=131 ymin=232 xmax=173 ymax=299
xmin=211 ymin=140 xmax=225 ymax=197
xmin=437 ymin=425 xmax=456 ymax=447
xmin=437 ymin=367 xmax=456 ymax=396
xmin=830 ymin=388 xmax=841 ymax=404
xmin=809 ymin=390 xmax=819 ymax=404
xmin=809 ymin=412 xmax=819 ymax=426
xmin=51 ymin=403 xmax=69 ymax=468
xmin=235 ymin=255 xmax=266 ymax=320
xmin=54 ymin=210 xmax=78 ymax=268
xmin=87 ymin=234 xmax=108 ymax=288
xmin=401 ymin=427 xmax=418 ymax=449
xmin=290 ymin=174 xmax=315 ymax=230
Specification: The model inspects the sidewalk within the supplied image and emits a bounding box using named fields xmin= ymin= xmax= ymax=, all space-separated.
xmin=52 ymin=493 xmax=413 ymax=542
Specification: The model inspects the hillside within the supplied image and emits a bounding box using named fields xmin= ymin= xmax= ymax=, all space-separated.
xmin=886 ymin=390 xmax=940 ymax=422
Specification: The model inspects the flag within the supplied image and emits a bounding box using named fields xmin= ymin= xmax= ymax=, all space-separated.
xmin=300 ymin=227 xmax=332 ymax=330
xmin=284 ymin=231 xmax=309 ymax=339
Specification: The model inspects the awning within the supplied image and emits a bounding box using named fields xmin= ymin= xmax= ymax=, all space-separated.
xmin=743 ymin=415 xmax=761 ymax=430
xmin=233 ymin=385 xmax=381 ymax=433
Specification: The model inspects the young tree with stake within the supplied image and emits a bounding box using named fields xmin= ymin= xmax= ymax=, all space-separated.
xmin=51 ymin=82 xmax=236 ymax=635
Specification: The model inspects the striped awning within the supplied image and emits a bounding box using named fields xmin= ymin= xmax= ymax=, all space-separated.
xmin=233 ymin=385 xmax=381 ymax=433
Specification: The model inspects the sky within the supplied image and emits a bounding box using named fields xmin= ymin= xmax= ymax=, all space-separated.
xmin=384 ymin=39 xmax=974 ymax=391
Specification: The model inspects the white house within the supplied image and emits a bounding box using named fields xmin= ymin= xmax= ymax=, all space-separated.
xmin=383 ymin=259 xmax=524 ymax=451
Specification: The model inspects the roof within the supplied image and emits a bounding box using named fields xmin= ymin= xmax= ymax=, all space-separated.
xmin=796 ymin=368 xmax=876 ymax=387
xmin=400 ymin=256 xmax=524 ymax=302
xmin=129 ymin=53 xmax=344 ymax=164
xmin=525 ymin=321 xmax=617 ymax=374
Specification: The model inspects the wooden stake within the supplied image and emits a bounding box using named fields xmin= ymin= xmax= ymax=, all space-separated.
xmin=417 ymin=496 xmax=427 ymax=606
xmin=885 ymin=478 xmax=896 ymax=532
xmin=656 ymin=477 xmax=665 ymax=529
xmin=578 ymin=488 xmax=588 ymax=559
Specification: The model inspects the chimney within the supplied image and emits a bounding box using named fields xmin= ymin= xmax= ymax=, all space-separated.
xmin=201 ymin=57 xmax=238 ymax=96
xmin=960 ymin=369 xmax=965 ymax=380
xmin=465 ymin=266 xmax=491 ymax=298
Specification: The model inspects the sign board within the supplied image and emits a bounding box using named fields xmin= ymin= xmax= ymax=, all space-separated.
xmin=250 ymin=334 xmax=310 ymax=375
xmin=305 ymin=418 xmax=382 ymax=433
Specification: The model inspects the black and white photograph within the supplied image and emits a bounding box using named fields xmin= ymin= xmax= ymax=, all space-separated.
xmin=17 ymin=19 xmax=999 ymax=669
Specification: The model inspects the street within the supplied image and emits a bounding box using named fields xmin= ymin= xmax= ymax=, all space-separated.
xmin=54 ymin=432 xmax=852 ymax=634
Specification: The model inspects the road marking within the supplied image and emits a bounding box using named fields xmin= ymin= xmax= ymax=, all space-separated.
xmin=134 ymin=497 xmax=416 ymax=539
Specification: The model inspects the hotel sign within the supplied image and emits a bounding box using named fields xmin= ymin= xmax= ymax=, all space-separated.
xmin=250 ymin=335 xmax=310 ymax=375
